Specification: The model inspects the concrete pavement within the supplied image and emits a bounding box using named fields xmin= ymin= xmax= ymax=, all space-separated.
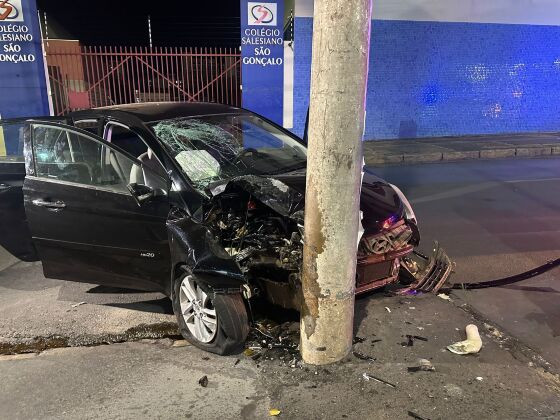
xmin=0 ymin=259 xmax=177 ymax=354
xmin=1 ymin=292 xmax=559 ymax=419
xmin=364 ymin=132 xmax=560 ymax=166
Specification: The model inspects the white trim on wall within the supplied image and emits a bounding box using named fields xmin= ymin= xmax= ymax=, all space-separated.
xmin=295 ymin=0 xmax=560 ymax=25
xmin=295 ymin=0 xmax=314 ymax=17
xmin=283 ymin=42 xmax=294 ymax=129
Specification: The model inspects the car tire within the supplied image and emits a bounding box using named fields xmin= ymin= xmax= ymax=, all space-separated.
xmin=172 ymin=269 xmax=249 ymax=355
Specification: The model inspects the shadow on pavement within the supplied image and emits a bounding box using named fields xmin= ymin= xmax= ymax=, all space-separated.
xmin=86 ymin=285 xmax=151 ymax=294
xmin=104 ymin=297 xmax=174 ymax=315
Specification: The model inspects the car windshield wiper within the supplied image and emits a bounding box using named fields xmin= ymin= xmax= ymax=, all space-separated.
xmin=264 ymin=162 xmax=307 ymax=176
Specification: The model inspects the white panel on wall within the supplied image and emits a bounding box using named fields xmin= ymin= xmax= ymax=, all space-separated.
xmin=295 ymin=0 xmax=560 ymax=25
xmin=376 ymin=0 xmax=560 ymax=25
xmin=295 ymin=0 xmax=314 ymax=17
xmin=283 ymin=42 xmax=294 ymax=129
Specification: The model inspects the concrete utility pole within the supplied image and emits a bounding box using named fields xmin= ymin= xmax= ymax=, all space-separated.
xmin=300 ymin=0 xmax=373 ymax=365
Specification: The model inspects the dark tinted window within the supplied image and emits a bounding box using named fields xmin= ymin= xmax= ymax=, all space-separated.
xmin=32 ymin=125 xmax=140 ymax=193
xmin=0 ymin=122 xmax=25 ymax=158
xmin=74 ymin=120 xmax=100 ymax=135
xmin=106 ymin=124 xmax=148 ymax=159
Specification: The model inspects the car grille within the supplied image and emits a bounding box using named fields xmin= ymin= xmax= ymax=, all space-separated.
xmin=358 ymin=220 xmax=413 ymax=258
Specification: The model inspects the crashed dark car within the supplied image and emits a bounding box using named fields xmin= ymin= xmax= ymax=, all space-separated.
xmin=0 ymin=102 xmax=452 ymax=354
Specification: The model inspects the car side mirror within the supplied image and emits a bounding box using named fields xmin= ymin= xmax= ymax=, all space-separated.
xmin=127 ymin=183 xmax=166 ymax=205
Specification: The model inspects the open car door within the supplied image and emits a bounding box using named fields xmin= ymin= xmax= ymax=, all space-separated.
xmin=0 ymin=118 xmax=67 ymax=261
xmin=9 ymin=119 xmax=172 ymax=292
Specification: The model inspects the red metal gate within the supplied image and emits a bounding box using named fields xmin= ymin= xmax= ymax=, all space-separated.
xmin=44 ymin=41 xmax=241 ymax=116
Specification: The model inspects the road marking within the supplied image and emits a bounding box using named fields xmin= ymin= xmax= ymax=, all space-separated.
xmin=411 ymin=177 xmax=560 ymax=204
xmin=410 ymin=182 xmax=499 ymax=204
xmin=505 ymin=177 xmax=560 ymax=184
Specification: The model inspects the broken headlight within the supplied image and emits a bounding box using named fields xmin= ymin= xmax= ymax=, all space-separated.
xmin=390 ymin=184 xmax=417 ymax=225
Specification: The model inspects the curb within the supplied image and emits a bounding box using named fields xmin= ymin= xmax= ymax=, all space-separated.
xmin=0 ymin=322 xmax=180 ymax=355
xmin=365 ymin=145 xmax=560 ymax=166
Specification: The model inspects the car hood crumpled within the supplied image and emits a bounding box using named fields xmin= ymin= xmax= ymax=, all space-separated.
xmin=206 ymin=168 xmax=404 ymax=233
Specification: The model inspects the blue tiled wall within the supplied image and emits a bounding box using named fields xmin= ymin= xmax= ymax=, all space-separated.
xmin=293 ymin=17 xmax=560 ymax=140
xmin=293 ymin=17 xmax=313 ymax=138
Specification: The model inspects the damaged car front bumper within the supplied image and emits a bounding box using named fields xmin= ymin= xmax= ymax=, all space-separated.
xmin=355 ymin=240 xmax=453 ymax=295
xmin=400 ymin=241 xmax=454 ymax=293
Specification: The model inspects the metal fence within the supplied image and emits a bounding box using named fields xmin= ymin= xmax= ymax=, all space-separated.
xmin=45 ymin=44 xmax=241 ymax=116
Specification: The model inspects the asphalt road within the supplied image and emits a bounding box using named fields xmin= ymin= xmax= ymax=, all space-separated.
xmin=373 ymin=157 xmax=560 ymax=369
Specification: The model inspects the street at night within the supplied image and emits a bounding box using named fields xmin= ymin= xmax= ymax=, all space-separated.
xmin=1 ymin=157 xmax=559 ymax=418
xmin=376 ymin=157 xmax=560 ymax=369
xmin=2 ymin=0 xmax=560 ymax=418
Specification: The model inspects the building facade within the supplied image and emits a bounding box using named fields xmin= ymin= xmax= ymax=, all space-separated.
xmin=290 ymin=0 xmax=560 ymax=140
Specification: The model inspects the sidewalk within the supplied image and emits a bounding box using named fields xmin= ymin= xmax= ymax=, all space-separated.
xmin=1 ymin=292 xmax=559 ymax=419
xmin=364 ymin=132 xmax=560 ymax=166
xmin=0 ymin=258 xmax=177 ymax=354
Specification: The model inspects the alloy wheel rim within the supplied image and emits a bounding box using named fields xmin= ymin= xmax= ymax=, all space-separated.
xmin=179 ymin=275 xmax=218 ymax=343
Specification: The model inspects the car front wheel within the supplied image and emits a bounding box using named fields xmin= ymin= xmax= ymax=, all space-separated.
xmin=172 ymin=270 xmax=249 ymax=355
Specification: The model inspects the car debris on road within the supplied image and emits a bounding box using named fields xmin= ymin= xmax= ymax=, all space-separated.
xmin=400 ymin=334 xmax=428 ymax=347
xmin=353 ymin=351 xmax=376 ymax=362
xmin=198 ymin=375 xmax=209 ymax=387
xmin=243 ymin=321 xmax=301 ymax=367
xmin=362 ymin=372 xmax=397 ymax=388
xmin=408 ymin=358 xmax=435 ymax=373
xmin=408 ymin=411 xmax=430 ymax=420
xmin=171 ymin=340 xmax=190 ymax=348
xmin=447 ymin=324 xmax=482 ymax=355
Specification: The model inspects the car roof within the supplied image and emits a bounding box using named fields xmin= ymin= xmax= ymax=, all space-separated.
xmin=91 ymin=102 xmax=245 ymax=123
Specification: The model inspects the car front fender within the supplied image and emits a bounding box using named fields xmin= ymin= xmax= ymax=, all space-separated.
xmin=166 ymin=215 xmax=246 ymax=296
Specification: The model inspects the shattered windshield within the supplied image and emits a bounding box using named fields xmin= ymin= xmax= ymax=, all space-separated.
xmin=151 ymin=114 xmax=307 ymax=191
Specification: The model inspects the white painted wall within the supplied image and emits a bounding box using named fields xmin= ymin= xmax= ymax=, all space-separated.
xmin=283 ymin=42 xmax=294 ymax=129
xmin=295 ymin=0 xmax=314 ymax=17
xmin=296 ymin=0 xmax=560 ymax=25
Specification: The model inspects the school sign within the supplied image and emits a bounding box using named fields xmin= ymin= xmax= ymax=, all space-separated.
xmin=0 ymin=0 xmax=50 ymax=155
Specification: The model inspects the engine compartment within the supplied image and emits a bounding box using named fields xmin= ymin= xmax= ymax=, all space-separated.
xmin=204 ymin=189 xmax=304 ymax=308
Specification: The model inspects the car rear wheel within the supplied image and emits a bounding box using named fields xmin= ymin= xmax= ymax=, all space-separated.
xmin=172 ymin=270 xmax=249 ymax=355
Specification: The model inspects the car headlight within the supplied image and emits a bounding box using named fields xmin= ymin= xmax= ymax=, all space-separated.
xmin=389 ymin=184 xmax=417 ymax=225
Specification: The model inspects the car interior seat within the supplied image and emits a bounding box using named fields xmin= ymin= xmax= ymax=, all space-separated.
xmin=130 ymin=149 xmax=164 ymax=188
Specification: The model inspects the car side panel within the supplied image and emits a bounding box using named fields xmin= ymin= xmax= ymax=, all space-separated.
xmin=24 ymin=176 xmax=171 ymax=292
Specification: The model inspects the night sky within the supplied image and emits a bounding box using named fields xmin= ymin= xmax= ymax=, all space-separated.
xmin=36 ymin=0 xmax=241 ymax=47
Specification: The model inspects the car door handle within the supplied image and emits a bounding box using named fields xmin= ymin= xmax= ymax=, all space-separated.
xmin=32 ymin=199 xmax=66 ymax=209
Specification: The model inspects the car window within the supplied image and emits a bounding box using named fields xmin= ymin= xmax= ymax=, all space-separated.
xmin=240 ymin=120 xmax=283 ymax=149
xmin=105 ymin=124 xmax=148 ymax=158
xmin=105 ymin=123 xmax=168 ymax=179
xmin=32 ymin=125 xmax=143 ymax=193
xmin=74 ymin=120 xmax=100 ymax=135
xmin=0 ymin=121 xmax=25 ymax=158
